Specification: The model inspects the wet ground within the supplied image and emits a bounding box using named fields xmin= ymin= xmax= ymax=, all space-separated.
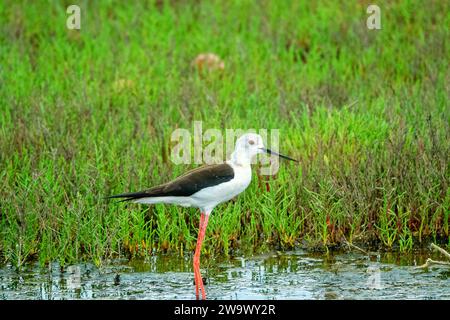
xmin=1 ymin=250 xmax=449 ymax=299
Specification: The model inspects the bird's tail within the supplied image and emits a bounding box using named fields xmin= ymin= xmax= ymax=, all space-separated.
xmin=105 ymin=186 xmax=166 ymax=202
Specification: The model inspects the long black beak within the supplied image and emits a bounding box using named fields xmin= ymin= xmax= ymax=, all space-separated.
xmin=261 ymin=148 xmax=298 ymax=162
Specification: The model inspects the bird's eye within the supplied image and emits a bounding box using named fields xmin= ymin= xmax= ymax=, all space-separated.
xmin=248 ymin=140 xmax=255 ymax=145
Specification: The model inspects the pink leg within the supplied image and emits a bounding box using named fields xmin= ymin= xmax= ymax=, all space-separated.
xmin=194 ymin=213 xmax=204 ymax=299
xmin=193 ymin=212 xmax=209 ymax=300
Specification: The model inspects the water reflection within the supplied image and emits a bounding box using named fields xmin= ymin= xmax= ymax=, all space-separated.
xmin=0 ymin=250 xmax=448 ymax=300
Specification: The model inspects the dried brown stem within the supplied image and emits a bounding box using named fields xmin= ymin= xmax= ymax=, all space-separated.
xmin=431 ymin=243 xmax=450 ymax=260
xmin=416 ymin=258 xmax=450 ymax=269
xmin=416 ymin=244 xmax=450 ymax=269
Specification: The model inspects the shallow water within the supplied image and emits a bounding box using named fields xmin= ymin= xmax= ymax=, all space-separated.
xmin=1 ymin=250 xmax=449 ymax=300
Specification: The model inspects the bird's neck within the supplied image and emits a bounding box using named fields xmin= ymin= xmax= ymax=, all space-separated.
xmin=230 ymin=150 xmax=253 ymax=167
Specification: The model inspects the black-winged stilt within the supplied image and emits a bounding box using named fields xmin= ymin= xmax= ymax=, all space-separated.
xmin=108 ymin=133 xmax=297 ymax=299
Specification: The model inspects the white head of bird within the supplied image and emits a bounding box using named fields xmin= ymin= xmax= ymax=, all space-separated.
xmin=230 ymin=133 xmax=265 ymax=166
xmin=231 ymin=133 xmax=297 ymax=166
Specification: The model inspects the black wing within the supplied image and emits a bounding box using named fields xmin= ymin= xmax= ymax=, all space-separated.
xmin=107 ymin=163 xmax=234 ymax=201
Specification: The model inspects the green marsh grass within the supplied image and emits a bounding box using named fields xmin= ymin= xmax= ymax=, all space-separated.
xmin=0 ymin=0 xmax=449 ymax=267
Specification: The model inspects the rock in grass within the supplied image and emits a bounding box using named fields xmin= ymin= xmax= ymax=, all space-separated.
xmin=192 ymin=53 xmax=225 ymax=74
